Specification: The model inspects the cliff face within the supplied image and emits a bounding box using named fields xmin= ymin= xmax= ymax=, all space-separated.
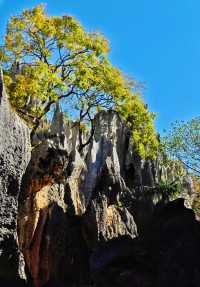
xmin=0 ymin=73 xmax=198 ymax=287
xmin=0 ymin=71 xmax=31 ymax=284
xmin=18 ymin=109 xmax=138 ymax=287
xmin=17 ymin=106 xmax=195 ymax=287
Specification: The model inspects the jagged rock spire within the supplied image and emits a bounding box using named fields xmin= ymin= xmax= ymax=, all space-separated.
xmin=49 ymin=102 xmax=67 ymax=147
xmin=50 ymin=102 xmax=64 ymax=135
xmin=0 ymin=67 xmax=4 ymax=102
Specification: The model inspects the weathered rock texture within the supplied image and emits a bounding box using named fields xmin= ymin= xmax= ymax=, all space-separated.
xmin=0 ymin=70 xmax=31 ymax=284
xmin=17 ymin=106 xmax=195 ymax=287
xmin=91 ymin=199 xmax=200 ymax=287
xmin=18 ymin=110 xmax=138 ymax=287
xmin=0 ymin=72 xmax=197 ymax=287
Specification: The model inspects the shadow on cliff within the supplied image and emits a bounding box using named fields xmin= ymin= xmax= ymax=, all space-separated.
xmin=90 ymin=198 xmax=200 ymax=287
xmin=123 ymin=182 xmax=181 ymax=234
xmin=0 ymin=278 xmax=27 ymax=287
xmin=16 ymin=126 xmax=198 ymax=286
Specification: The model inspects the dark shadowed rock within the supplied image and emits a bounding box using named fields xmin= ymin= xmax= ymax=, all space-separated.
xmin=0 ymin=69 xmax=198 ymax=287
xmin=91 ymin=199 xmax=200 ymax=287
xmin=0 ymin=69 xmax=31 ymax=283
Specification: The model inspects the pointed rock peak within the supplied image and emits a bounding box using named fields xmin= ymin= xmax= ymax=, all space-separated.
xmin=0 ymin=67 xmax=4 ymax=102
xmin=93 ymin=110 xmax=124 ymax=142
xmin=55 ymin=101 xmax=61 ymax=114
xmin=50 ymin=102 xmax=65 ymax=136
xmin=52 ymin=102 xmax=62 ymax=122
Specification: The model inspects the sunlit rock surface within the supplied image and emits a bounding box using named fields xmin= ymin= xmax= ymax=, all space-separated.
xmin=0 ymin=72 xmax=197 ymax=287
xmin=18 ymin=110 xmax=138 ymax=286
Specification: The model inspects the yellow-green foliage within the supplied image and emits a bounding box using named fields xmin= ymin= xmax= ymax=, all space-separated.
xmin=79 ymin=122 xmax=88 ymax=133
xmin=117 ymin=93 xmax=159 ymax=159
xmin=0 ymin=4 xmax=130 ymax=120
xmin=0 ymin=4 xmax=158 ymax=158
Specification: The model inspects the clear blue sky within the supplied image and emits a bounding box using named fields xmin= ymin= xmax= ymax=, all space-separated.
xmin=0 ymin=0 xmax=199 ymax=133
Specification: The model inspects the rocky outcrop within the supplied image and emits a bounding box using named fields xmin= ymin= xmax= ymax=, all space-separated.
xmin=16 ymin=104 xmax=197 ymax=287
xmin=18 ymin=142 xmax=70 ymax=287
xmin=0 ymin=72 xmax=197 ymax=287
xmin=0 ymin=70 xmax=31 ymax=284
xmin=91 ymin=199 xmax=200 ymax=287
xmin=18 ymin=110 xmax=138 ymax=287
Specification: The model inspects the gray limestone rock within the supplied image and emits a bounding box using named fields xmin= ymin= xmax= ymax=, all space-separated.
xmin=0 ymin=66 xmax=196 ymax=287
xmin=0 ymin=69 xmax=31 ymax=283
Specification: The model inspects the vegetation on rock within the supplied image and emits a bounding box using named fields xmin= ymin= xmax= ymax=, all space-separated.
xmin=117 ymin=94 xmax=158 ymax=158
xmin=0 ymin=4 xmax=158 ymax=157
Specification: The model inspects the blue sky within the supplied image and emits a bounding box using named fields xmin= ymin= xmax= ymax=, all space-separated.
xmin=0 ymin=0 xmax=199 ymax=133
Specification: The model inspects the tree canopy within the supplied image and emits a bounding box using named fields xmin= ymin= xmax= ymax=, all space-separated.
xmin=162 ymin=117 xmax=200 ymax=177
xmin=0 ymin=4 xmax=158 ymax=157
xmin=117 ymin=94 xmax=158 ymax=158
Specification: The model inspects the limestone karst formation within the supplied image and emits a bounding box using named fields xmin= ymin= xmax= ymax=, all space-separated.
xmin=0 ymin=70 xmax=200 ymax=287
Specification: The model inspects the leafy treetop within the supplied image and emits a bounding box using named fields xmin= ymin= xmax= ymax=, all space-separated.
xmin=117 ymin=94 xmax=158 ymax=159
xmin=162 ymin=117 xmax=200 ymax=177
xmin=0 ymin=4 xmax=158 ymax=157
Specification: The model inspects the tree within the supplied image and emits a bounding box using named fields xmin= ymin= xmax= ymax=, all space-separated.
xmin=0 ymin=5 xmax=130 ymax=132
xmin=0 ymin=4 xmax=158 ymax=156
xmin=117 ymin=93 xmax=158 ymax=159
xmin=162 ymin=117 xmax=200 ymax=177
